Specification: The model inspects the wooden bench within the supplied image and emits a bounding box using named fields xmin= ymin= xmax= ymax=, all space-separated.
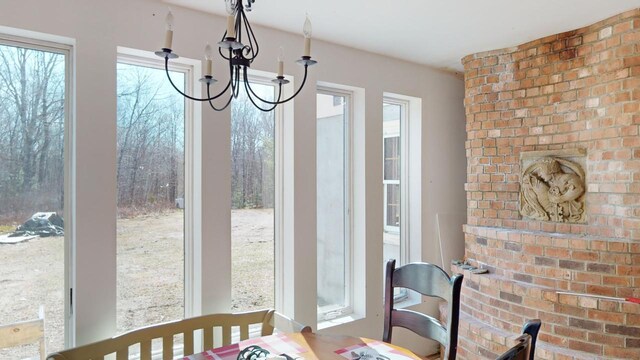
xmin=47 ymin=309 xmax=310 ymax=360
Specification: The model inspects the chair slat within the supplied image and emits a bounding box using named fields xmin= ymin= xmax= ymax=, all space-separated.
xmin=391 ymin=309 xmax=447 ymax=346
xmin=240 ymin=324 xmax=249 ymax=341
xmin=162 ymin=336 xmax=173 ymax=360
xmin=203 ymin=327 xmax=213 ymax=350
xmin=116 ymin=347 xmax=128 ymax=360
xmin=222 ymin=325 xmax=231 ymax=346
xmin=184 ymin=331 xmax=194 ymax=356
xmin=140 ymin=340 xmax=152 ymax=360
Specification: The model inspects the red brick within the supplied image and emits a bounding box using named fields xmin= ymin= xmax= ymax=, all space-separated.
xmin=459 ymin=9 xmax=640 ymax=359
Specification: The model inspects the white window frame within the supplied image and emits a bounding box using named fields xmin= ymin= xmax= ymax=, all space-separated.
xmin=115 ymin=48 xmax=197 ymax=318
xmin=383 ymin=97 xmax=410 ymax=266
xmin=231 ymin=70 xmax=283 ymax=313
xmin=382 ymin=97 xmax=411 ymax=304
xmin=0 ymin=33 xmax=75 ymax=347
xmin=316 ymin=86 xmax=354 ymax=322
xmin=382 ymin=136 xmax=400 ymax=234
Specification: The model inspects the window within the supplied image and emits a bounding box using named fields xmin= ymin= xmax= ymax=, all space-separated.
xmin=317 ymin=89 xmax=352 ymax=321
xmin=383 ymin=99 xmax=408 ymax=301
xmin=0 ymin=38 xmax=70 ymax=359
xmin=231 ymin=78 xmax=276 ymax=312
xmin=116 ymin=60 xmax=186 ymax=333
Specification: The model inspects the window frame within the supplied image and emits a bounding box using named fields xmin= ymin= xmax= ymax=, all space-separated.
xmin=382 ymin=97 xmax=411 ymax=304
xmin=316 ymin=86 xmax=354 ymax=322
xmin=383 ymin=135 xmax=401 ymax=234
xmin=382 ymin=97 xmax=410 ymax=267
xmin=115 ymin=48 xmax=196 ymax=319
xmin=230 ymin=70 xmax=281 ymax=312
xmin=0 ymin=33 xmax=75 ymax=347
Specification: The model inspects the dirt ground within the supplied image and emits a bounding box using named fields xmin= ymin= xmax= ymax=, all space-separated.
xmin=0 ymin=209 xmax=274 ymax=359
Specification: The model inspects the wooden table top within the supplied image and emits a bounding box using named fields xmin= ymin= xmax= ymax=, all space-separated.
xmin=188 ymin=332 xmax=421 ymax=360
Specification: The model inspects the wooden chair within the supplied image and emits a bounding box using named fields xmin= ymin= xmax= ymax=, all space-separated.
xmin=383 ymin=259 xmax=463 ymax=360
xmin=47 ymin=309 xmax=309 ymax=360
xmin=496 ymin=319 xmax=541 ymax=360
xmin=0 ymin=306 xmax=46 ymax=360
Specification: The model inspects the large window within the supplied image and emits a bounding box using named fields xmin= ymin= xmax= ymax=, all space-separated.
xmin=383 ymin=99 xmax=408 ymax=300
xmin=317 ymin=89 xmax=352 ymax=321
xmin=116 ymin=60 xmax=186 ymax=333
xmin=0 ymin=39 xmax=69 ymax=358
xmin=231 ymin=79 xmax=276 ymax=312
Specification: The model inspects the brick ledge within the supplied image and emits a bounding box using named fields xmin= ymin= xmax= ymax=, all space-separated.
xmin=463 ymin=224 xmax=640 ymax=245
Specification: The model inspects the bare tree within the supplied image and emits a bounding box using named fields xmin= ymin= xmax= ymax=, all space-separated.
xmin=0 ymin=44 xmax=65 ymax=223
xmin=231 ymin=86 xmax=275 ymax=210
xmin=116 ymin=63 xmax=185 ymax=216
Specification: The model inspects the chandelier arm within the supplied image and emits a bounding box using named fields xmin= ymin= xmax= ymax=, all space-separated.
xmin=164 ymin=57 xmax=231 ymax=101
xmin=233 ymin=66 xmax=242 ymax=98
xmin=206 ymin=83 xmax=234 ymax=112
xmin=243 ymin=78 xmax=283 ymax=112
xmin=243 ymin=65 xmax=309 ymax=105
xmin=241 ymin=12 xmax=259 ymax=61
xmin=227 ymin=49 xmax=236 ymax=95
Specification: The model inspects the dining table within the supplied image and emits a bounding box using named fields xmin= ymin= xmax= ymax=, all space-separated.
xmin=184 ymin=332 xmax=422 ymax=360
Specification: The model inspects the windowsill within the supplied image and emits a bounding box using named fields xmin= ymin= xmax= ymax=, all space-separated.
xmin=394 ymin=292 xmax=422 ymax=309
xmin=394 ymin=290 xmax=422 ymax=309
xmin=317 ymin=312 xmax=365 ymax=330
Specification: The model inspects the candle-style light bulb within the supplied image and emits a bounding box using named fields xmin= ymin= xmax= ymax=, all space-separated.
xmin=277 ymin=47 xmax=284 ymax=77
xmin=303 ymin=14 xmax=312 ymax=38
xmin=165 ymin=9 xmax=174 ymax=31
xmin=204 ymin=43 xmax=213 ymax=76
xmin=205 ymin=43 xmax=214 ymax=61
xmin=225 ymin=0 xmax=236 ymax=15
xmin=164 ymin=9 xmax=175 ymax=49
xmin=225 ymin=0 xmax=236 ymax=38
xmin=303 ymin=14 xmax=312 ymax=57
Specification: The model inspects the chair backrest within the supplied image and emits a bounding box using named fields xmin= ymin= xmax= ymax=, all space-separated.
xmin=383 ymin=259 xmax=463 ymax=360
xmin=0 ymin=306 xmax=46 ymax=360
xmin=495 ymin=334 xmax=531 ymax=360
xmin=47 ymin=309 xmax=276 ymax=360
xmin=496 ymin=319 xmax=541 ymax=360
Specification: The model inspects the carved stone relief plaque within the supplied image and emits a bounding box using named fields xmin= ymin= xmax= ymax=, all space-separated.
xmin=520 ymin=149 xmax=586 ymax=223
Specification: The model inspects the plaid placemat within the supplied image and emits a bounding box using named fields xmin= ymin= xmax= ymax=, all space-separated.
xmin=184 ymin=334 xmax=307 ymax=360
xmin=335 ymin=341 xmax=416 ymax=360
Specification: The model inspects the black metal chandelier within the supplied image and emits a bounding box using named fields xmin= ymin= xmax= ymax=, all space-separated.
xmin=155 ymin=0 xmax=317 ymax=112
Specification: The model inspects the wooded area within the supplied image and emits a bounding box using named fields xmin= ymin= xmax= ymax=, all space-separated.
xmin=231 ymin=85 xmax=275 ymax=209
xmin=116 ymin=64 xmax=276 ymax=215
xmin=0 ymin=44 xmax=65 ymax=225
xmin=116 ymin=63 xmax=185 ymax=216
xmin=0 ymin=46 xmax=276 ymax=226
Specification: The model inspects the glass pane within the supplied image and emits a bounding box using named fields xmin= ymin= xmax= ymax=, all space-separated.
xmin=116 ymin=62 xmax=185 ymax=334
xmin=231 ymin=82 xmax=275 ymax=311
xmin=317 ymin=92 xmax=348 ymax=318
xmin=383 ymin=102 xmax=401 ymax=260
xmin=386 ymin=184 xmax=400 ymax=227
xmin=384 ymin=137 xmax=400 ymax=181
xmin=0 ymin=44 xmax=66 ymax=358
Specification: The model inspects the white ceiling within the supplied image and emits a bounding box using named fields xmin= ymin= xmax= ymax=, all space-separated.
xmin=164 ymin=0 xmax=640 ymax=72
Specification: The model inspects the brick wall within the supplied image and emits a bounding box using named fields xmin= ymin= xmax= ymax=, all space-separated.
xmin=456 ymin=9 xmax=640 ymax=359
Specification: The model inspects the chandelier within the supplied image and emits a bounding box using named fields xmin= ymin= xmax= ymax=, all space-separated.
xmin=155 ymin=0 xmax=317 ymax=112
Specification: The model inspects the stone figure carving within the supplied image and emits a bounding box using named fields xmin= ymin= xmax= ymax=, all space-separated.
xmin=520 ymin=157 xmax=586 ymax=223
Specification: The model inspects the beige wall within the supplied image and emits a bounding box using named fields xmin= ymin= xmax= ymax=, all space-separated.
xmin=0 ymin=0 xmax=466 ymax=355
